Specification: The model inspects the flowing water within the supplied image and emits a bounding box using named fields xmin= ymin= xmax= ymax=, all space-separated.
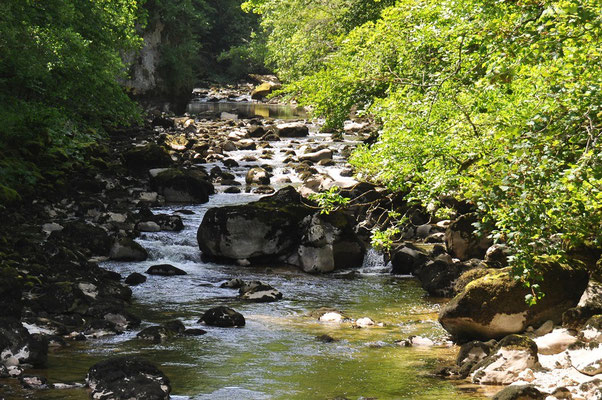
xmin=7 ymin=120 xmax=491 ymax=400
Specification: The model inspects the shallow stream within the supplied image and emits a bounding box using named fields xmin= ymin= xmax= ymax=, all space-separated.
xmin=7 ymin=120 xmax=492 ymax=400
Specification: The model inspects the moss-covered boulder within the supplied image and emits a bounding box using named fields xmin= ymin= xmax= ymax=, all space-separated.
xmin=439 ymin=264 xmax=589 ymax=341
xmin=197 ymin=186 xmax=365 ymax=272
xmin=150 ymin=168 xmax=214 ymax=203
xmin=123 ymin=143 xmax=173 ymax=171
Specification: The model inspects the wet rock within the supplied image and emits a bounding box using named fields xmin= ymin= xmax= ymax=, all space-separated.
xmin=245 ymin=167 xmax=271 ymax=185
xmin=456 ymin=340 xmax=496 ymax=378
xmin=184 ymin=328 xmax=207 ymax=336
xmin=123 ymin=143 xmax=173 ymax=171
xmin=253 ymin=185 xmax=275 ymax=195
xmin=19 ymin=374 xmax=49 ymax=390
xmin=84 ymin=319 xmax=121 ymax=337
xmin=146 ymin=264 xmax=187 ymax=276
xmin=316 ymin=334 xmax=337 ymax=343
xmin=445 ymin=214 xmax=492 ymax=261
xmin=248 ymin=125 xmax=266 ymax=138
xmin=0 ymin=318 xmax=48 ymax=368
xmin=137 ymin=221 xmax=161 ymax=232
xmin=109 ymin=238 xmax=148 ymax=261
xmin=239 ymin=281 xmax=283 ymax=303
xmin=224 ymin=186 xmax=242 ymax=194
xmin=125 ymin=273 xmax=147 ymax=286
xmin=87 ymin=356 xmax=171 ymax=400
xmin=220 ymin=278 xmax=245 ymax=289
xmin=137 ymin=320 xmax=185 ymax=343
xmin=439 ymin=264 xmax=588 ymax=340
xmin=150 ymin=168 xmax=214 ymax=203
xmin=277 ymin=122 xmax=309 ymax=137
xmin=492 ymin=385 xmax=544 ymax=400
xmin=471 ymin=335 xmax=540 ymax=385
xmin=199 ymin=306 xmax=245 ymax=327
xmin=299 ymin=149 xmax=333 ymax=163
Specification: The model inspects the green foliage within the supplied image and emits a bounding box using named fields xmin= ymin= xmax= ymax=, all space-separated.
xmin=253 ymin=0 xmax=602 ymax=292
xmin=0 ymin=0 xmax=143 ymax=198
xmin=308 ymin=186 xmax=350 ymax=215
xmin=370 ymin=227 xmax=399 ymax=251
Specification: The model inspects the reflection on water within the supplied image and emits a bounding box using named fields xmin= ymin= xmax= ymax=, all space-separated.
xmin=186 ymin=101 xmax=307 ymax=120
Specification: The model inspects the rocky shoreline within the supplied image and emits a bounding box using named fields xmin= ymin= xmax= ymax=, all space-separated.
xmin=1 ymin=84 xmax=601 ymax=399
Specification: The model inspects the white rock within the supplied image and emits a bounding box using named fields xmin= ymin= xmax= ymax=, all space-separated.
xmin=42 ymin=222 xmax=63 ymax=234
xmin=319 ymin=312 xmax=343 ymax=323
xmin=568 ymin=344 xmax=602 ymax=376
xmin=410 ymin=336 xmax=435 ymax=347
xmin=355 ymin=317 xmax=375 ymax=328
xmin=472 ymin=348 xmax=539 ymax=385
xmin=535 ymin=329 xmax=578 ymax=355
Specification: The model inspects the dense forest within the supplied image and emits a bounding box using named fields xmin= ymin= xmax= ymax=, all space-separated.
xmin=1 ymin=0 xmax=601 ymax=290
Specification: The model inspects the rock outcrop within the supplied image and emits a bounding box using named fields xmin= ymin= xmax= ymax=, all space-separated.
xmin=197 ymin=187 xmax=365 ymax=273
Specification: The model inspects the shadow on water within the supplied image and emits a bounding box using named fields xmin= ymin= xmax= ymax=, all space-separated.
xmin=186 ymin=101 xmax=307 ymax=120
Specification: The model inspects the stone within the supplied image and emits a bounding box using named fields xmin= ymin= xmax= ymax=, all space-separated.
xmin=109 ymin=238 xmax=148 ymax=261
xmin=299 ymin=149 xmax=333 ymax=163
xmin=567 ymin=341 xmax=602 ymax=376
xmin=125 ymin=273 xmax=147 ymax=286
xmin=581 ymin=314 xmax=602 ymax=342
xmin=471 ymin=335 xmax=540 ymax=385
xmin=48 ymin=221 xmax=112 ymax=256
xmin=389 ymin=245 xmax=428 ymax=275
xmin=224 ymin=186 xmax=242 ymax=194
xmin=319 ymin=312 xmax=344 ymax=323
xmin=0 ymin=269 xmax=23 ymax=319
xmin=137 ymin=221 xmax=161 ymax=232
xmin=485 ymin=244 xmax=511 ymax=267
xmin=439 ymin=264 xmax=588 ymax=340
xmin=0 ymin=318 xmax=48 ymax=368
xmin=87 ymin=356 xmax=171 ymax=400
xmin=251 ymin=82 xmax=280 ymax=100
xmin=456 ymin=340 xmax=496 ymax=378
xmin=277 ymin=122 xmax=309 ymax=137
xmin=245 ymin=167 xmax=271 ymax=185
xmin=445 ymin=214 xmax=492 ymax=261
xmin=199 ymin=306 xmax=245 ymax=328
xmin=492 ymin=385 xmax=545 ymax=400
xmin=123 ymin=143 xmax=173 ymax=171
xmin=197 ymin=186 xmax=365 ymax=272
xmin=316 ymin=334 xmax=337 ymax=343
xmin=146 ymin=264 xmax=187 ymax=276
xmin=150 ymin=168 xmax=214 ymax=203
xmin=355 ymin=317 xmax=375 ymax=328
xmin=220 ymin=278 xmax=245 ymax=289
xmin=414 ymin=258 xmax=473 ymax=297
xmin=239 ymin=281 xmax=283 ymax=303
xmin=137 ymin=320 xmax=185 ymax=343
xmin=534 ymin=328 xmax=578 ymax=355
xmin=534 ymin=320 xmax=555 ymax=336
xmin=19 ymin=374 xmax=48 ymax=390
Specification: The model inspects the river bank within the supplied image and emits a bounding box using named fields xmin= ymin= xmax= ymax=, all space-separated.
xmin=1 ymin=84 xmax=600 ymax=400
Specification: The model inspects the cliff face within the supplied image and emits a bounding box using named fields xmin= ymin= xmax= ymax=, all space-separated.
xmin=122 ymin=22 xmax=164 ymax=96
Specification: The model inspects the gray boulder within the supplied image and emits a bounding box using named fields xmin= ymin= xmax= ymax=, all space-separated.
xmin=150 ymin=168 xmax=214 ymax=203
xmin=109 ymin=238 xmax=148 ymax=261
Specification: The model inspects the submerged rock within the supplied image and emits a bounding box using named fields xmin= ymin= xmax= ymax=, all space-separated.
xmin=199 ymin=306 xmax=245 ymax=327
xmin=438 ymin=264 xmax=588 ymax=340
xmin=146 ymin=264 xmax=187 ymax=276
xmin=87 ymin=356 xmax=170 ymax=400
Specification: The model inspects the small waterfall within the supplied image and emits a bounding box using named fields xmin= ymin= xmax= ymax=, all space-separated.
xmin=358 ymin=248 xmax=391 ymax=275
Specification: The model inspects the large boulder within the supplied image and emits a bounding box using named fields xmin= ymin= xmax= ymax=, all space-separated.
xmin=492 ymin=385 xmax=545 ymax=400
xmin=276 ymin=122 xmax=309 ymax=138
xmin=251 ymin=81 xmax=281 ymax=100
xmin=123 ymin=143 xmax=173 ymax=171
xmin=445 ymin=214 xmax=492 ymax=261
xmin=439 ymin=264 xmax=589 ymax=341
xmin=150 ymin=168 xmax=214 ymax=203
xmin=48 ymin=221 xmax=112 ymax=256
xmin=87 ymin=356 xmax=170 ymax=400
xmin=197 ymin=186 xmax=365 ymax=273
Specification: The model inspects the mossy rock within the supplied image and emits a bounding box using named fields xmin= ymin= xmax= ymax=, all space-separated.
xmin=123 ymin=143 xmax=173 ymax=171
xmin=150 ymin=168 xmax=214 ymax=203
xmin=439 ymin=263 xmax=588 ymax=341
